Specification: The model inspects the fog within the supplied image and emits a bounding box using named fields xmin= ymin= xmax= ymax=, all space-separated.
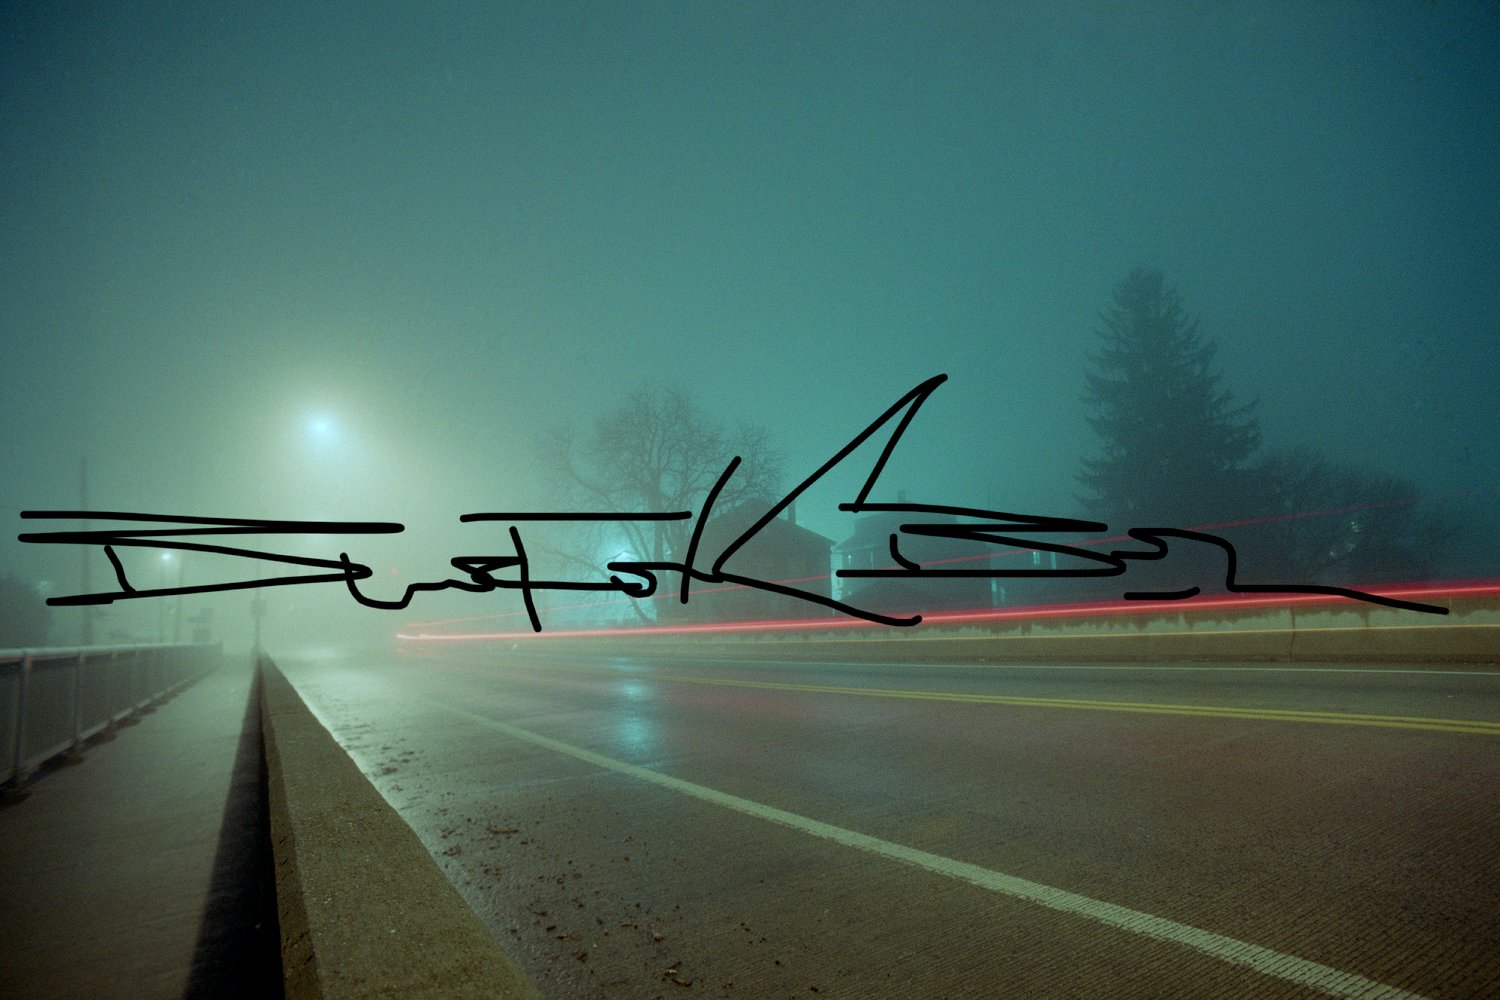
xmin=4 ymin=2 xmax=1496 ymax=651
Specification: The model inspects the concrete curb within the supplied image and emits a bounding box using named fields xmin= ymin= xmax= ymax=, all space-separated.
xmin=259 ymin=658 xmax=543 ymax=1000
xmin=496 ymin=620 xmax=1498 ymax=668
xmin=486 ymin=594 xmax=1498 ymax=667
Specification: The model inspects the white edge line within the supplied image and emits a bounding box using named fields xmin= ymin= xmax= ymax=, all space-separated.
xmin=427 ymin=699 xmax=1428 ymax=1000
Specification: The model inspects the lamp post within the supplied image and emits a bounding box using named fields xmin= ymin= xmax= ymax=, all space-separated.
xmin=246 ymin=407 xmax=357 ymax=663
xmin=157 ymin=552 xmax=172 ymax=643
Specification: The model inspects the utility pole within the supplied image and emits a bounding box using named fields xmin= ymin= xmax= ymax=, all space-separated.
xmin=80 ymin=458 xmax=93 ymax=646
xmin=252 ymin=480 xmax=265 ymax=665
xmin=171 ymin=556 xmax=185 ymax=644
xmin=157 ymin=556 xmax=168 ymax=643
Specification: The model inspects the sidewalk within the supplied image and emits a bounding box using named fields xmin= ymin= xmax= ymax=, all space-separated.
xmin=0 ymin=661 xmax=281 ymax=1000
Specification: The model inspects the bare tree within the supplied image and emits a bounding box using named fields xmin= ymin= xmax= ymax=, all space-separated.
xmin=0 ymin=574 xmax=53 ymax=647
xmin=536 ymin=386 xmax=783 ymax=618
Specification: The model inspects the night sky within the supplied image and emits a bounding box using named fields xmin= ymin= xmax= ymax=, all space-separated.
xmin=4 ymin=2 xmax=1497 ymax=647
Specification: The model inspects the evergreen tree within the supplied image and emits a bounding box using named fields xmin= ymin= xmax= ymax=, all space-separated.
xmin=1079 ymin=268 xmax=1260 ymax=527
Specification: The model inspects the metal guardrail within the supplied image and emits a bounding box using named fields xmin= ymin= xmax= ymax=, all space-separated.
xmin=0 ymin=642 xmax=221 ymax=786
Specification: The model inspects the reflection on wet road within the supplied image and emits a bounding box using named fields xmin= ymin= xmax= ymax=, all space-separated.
xmin=281 ymin=647 xmax=1500 ymax=999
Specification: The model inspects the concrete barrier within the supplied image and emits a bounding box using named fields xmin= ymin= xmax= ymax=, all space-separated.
xmin=259 ymin=658 xmax=542 ymax=1000
xmin=476 ymin=592 xmax=1498 ymax=667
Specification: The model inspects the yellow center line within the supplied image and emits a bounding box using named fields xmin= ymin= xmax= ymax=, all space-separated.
xmin=674 ymin=676 xmax=1500 ymax=735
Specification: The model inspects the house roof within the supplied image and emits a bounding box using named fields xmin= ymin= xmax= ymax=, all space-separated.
xmin=695 ymin=504 xmax=833 ymax=556
xmin=833 ymin=508 xmax=959 ymax=559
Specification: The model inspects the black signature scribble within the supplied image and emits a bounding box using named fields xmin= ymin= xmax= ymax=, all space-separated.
xmin=18 ymin=374 xmax=1448 ymax=630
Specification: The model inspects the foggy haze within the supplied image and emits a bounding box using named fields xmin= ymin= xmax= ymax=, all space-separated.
xmin=3 ymin=2 xmax=1496 ymax=651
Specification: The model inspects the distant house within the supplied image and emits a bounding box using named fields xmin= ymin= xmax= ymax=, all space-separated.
xmin=663 ymin=503 xmax=834 ymax=624
xmin=832 ymin=507 xmax=994 ymax=617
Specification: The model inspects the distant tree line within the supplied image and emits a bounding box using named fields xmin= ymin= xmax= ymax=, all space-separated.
xmin=0 ymin=574 xmax=53 ymax=647
xmin=1078 ymin=266 xmax=1452 ymax=586
xmin=529 ymin=267 xmax=1453 ymax=626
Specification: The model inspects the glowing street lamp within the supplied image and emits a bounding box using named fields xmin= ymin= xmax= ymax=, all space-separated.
xmin=305 ymin=412 xmax=340 ymax=448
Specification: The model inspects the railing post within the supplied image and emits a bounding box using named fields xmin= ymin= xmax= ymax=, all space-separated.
xmin=71 ymin=649 xmax=84 ymax=750
xmin=12 ymin=654 xmax=32 ymax=784
xmin=106 ymin=648 xmax=118 ymax=730
xmin=131 ymin=647 xmax=143 ymax=715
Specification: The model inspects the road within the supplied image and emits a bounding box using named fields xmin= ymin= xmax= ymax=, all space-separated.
xmin=276 ymin=645 xmax=1500 ymax=999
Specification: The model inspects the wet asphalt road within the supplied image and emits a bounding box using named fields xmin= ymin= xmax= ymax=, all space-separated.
xmin=277 ymin=646 xmax=1500 ymax=999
